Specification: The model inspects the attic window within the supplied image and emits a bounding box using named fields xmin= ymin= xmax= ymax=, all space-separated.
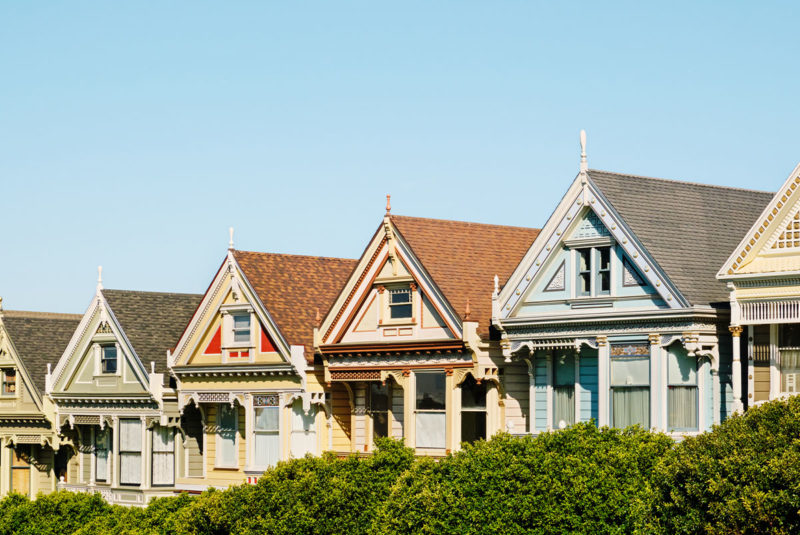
xmin=232 ymin=314 xmax=251 ymax=343
xmin=1 ymin=369 xmax=15 ymax=396
xmin=389 ymin=288 xmax=412 ymax=319
xmin=101 ymin=346 xmax=117 ymax=374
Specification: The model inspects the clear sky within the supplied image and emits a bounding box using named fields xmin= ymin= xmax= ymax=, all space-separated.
xmin=2 ymin=2 xmax=799 ymax=313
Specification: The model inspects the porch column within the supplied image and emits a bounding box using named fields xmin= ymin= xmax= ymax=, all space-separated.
xmin=649 ymin=334 xmax=662 ymax=431
xmin=711 ymin=369 xmax=721 ymax=425
xmin=403 ymin=371 xmax=415 ymax=448
xmin=597 ymin=336 xmax=609 ymax=427
xmin=111 ymin=417 xmax=119 ymax=487
xmin=524 ymin=358 xmax=535 ymax=434
xmin=730 ymin=326 xmax=743 ymax=413
xmin=243 ymin=395 xmax=253 ymax=467
xmin=573 ymin=352 xmax=581 ymax=423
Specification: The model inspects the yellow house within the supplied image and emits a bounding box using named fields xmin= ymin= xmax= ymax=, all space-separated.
xmin=169 ymin=245 xmax=355 ymax=490
xmin=317 ymin=205 xmax=538 ymax=455
xmin=0 ymin=301 xmax=80 ymax=497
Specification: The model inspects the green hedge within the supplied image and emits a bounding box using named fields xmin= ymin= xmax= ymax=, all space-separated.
xmin=4 ymin=398 xmax=800 ymax=534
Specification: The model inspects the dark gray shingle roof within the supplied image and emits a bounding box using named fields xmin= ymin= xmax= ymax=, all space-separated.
xmin=2 ymin=311 xmax=82 ymax=394
xmin=588 ymin=170 xmax=774 ymax=306
xmin=102 ymin=289 xmax=202 ymax=376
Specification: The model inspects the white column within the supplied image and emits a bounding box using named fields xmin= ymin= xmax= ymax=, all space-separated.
xmin=597 ymin=336 xmax=609 ymax=427
xmin=111 ymin=417 xmax=119 ymax=487
xmin=525 ymin=358 xmax=535 ymax=434
xmin=770 ymin=324 xmax=780 ymax=399
xmin=244 ymin=395 xmax=253 ymax=469
xmin=545 ymin=353 xmax=553 ymax=430
xmin=712 ymin=369 xmax=721 ymax=425
xmin=574 ymin=351 xmax=581 ymax=423
xmin=730 ymin=326 xmax=743 ymax=413
xmin=649 ymin=334 xmax=661 ymax=430
xmin=404 ymin=372 xmax=415 ymax=449
xmin=747 ymin=325 xmax=755 ymax=409
xmin=89 ymin=427 xmax=96 ymax=485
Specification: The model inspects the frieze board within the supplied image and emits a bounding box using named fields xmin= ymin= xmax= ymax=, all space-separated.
xmin=505 ymin=320 xmax=719 ymax=339
xmin=328 ymin=353 xmax=472 ymax=368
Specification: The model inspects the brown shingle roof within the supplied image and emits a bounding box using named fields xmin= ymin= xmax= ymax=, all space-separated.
xmin=588 ymin=170 xmax=774 ymax=306
xmin=390 ymin=215 xmax=540 ymax=338
xmin=102 ymin=290 xmax=203 ymax=376
xmin=2 ymin=310 xmax=82 ymax=394
xmin=233 ymin=251 xmax=358 ymax=354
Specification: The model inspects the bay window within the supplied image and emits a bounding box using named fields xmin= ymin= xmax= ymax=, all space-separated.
xmin=368 ymin=383 xmax=390 ymax=441
xmin=216 ymin=403 xmax=238 ymax=467
xmin=667 ymin=345 xmax=698 ymax=431
xmin=460 ymin=375 xmax=486 ymax=443
xmin=152 ymin=426 xmax=175 ymax=486
xmin=253 ymin=401 xmax=280 ymax=468
xmin=119 ymin=419 xmax=142 ymax=485
xmin=610 ymin=350 xmax=650 ymax=429
xmin=553 ymin=353 xmax=575 ymax=429
xmin=779 ymin=324 xmax=800 ymax=394
xmin=415 ymin=372 xmax=446 ymax=449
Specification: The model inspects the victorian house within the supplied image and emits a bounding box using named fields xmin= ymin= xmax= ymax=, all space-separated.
xmin=0 ymin=302 xmax=80 ymax=497
xmin=316 ymin=203 xmax=539 ymax=455
xmin=719 ymin=162 xmax=800 ymax=410
xmin=493 ymin=133 xmax=773 ymax=436
xmin=46 ymin=276 xmax=201 ymax=506
xmin=168 ymin=242 xmax=355 ymax=489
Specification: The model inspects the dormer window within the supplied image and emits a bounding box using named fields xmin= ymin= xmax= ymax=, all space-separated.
xmin=1 ymin=369 xmax=16 ymax=396
xmin=389 ymin=288 xmax=412 ymax=319
xmin=576 ymin=246 xmax=611 ymax=297
xmin=101 ymin=346 xmax=117 ymax=374
xmin=232 ymin=314 xmax=251 ymax=343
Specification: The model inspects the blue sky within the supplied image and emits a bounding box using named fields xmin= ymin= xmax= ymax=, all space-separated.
xmin=2 ymin=2 xmax=799 ymax=313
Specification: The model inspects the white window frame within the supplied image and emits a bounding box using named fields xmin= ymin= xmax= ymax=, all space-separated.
xmin=252 ymin=401 xmax=281 ymax=470
xmin=1 ymin=368 xmax=17 ymax=397
xmin=215 ymin=403 xmax=239 ymax=469
xmin=95 ymin=426 xmax=110 ymax=483
xmin=151 ymin=425 xmax=175 ymax=487
xmin=101 ymin=345 xmax=118 ymax=375
xmin=414 ymin=371 xmax=447 ymax=449
xmin=367 ymin=382 xmax=391 ymax=446
xmin=119 ymin=418 xmax=142 ymax=486
xmin=459 ymin=375 xmax=487 ymax=444
xmin=388 ymin=288 xmax=413 ymax=320
xmin=666 ymin=348 xmax=699 ymax=432
xmin=574 ymin=246 xmax=613 ymax=298
xmin=221 ymin=306 xmax=255 ymax=350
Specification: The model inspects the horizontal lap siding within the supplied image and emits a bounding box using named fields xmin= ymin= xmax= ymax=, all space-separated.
xmin=753 ymin=325 xmax=771 ymax=402
xmin=391 ymin=385 xmax=404 ymax=440
xmin=503 ymin=361 xmax=529 ymax=434
xmin=331 ymin=384 xmax=352 ymax=452
xmin=579 ymin=353 xmax=598 ymax=425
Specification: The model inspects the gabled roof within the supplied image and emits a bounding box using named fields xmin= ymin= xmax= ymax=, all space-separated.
xmin=2 ymin=310 xmax=82 ymax=394
xmin=589 ymin=169 xmax=773 ymax=306
xmin=233 ymin=251 xmax=358 ymax=352
xmin=102 ymin=289 xmax=203 ymax=375
xmin=390 ymin=215 xmax=540 ymax=338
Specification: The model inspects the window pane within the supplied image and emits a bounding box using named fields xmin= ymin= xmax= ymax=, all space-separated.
xmin=554 ymin=354 xmax=575 ymax=386
xmin=460 ymin=376 xmax=486 ymax=409
xmin=579 ymin=249 xmax=590 ymax=271
xmin=290 ymin=401 xmax=317 ymax=458
xmin=461 ymin=412 xmax=486 ymax=443
xmin=553 ymin=386 xmax=575 ymax=428
xmin=611 ymin=356 xmax=650 ymax=386
xmin=668 ymin=386 xmax=697 ymax=430
xmin=95 ymin=428 xmax=109 ymax=482
xmin=255 ymin=407 xmax=279 ymax=431
xmin=781 ymin=349 xmax=800 ymax=393
xmin=416 ymin=373 xmax=446 ymax=410
xmin=254 ymin=432 xmax=280 ymax=467
xmin=368 ymin=383 xmax=389 ymax=412
xmin=415 ymin=412 xmax=446 ymax=448
xmin=233 ymin=314 xmax=250 ymax=329
xmin=390 ymin=289 xmax=411 ymax=304
xmin=120 ymin=419 xmax=142 ymax=452
xmin=102 ymin=346 xmax=117 ymax=374
xmin=152 ymin=452 xmax=174 ymax=486
xmin=373 ymin=412 xmax=389 ymax=439
xmin=120 ymin=452 xmax=141 ymax=485
xmin=390 ymin=304 xmax=412 ymax=319
xmin=611 ymin=387 xmax=649 ymax=428
xmin=668 ymin=346 xmax=697 ymax=385
xmin=598 ymin=247 xmax=610 ymax=270
xmin=779 ymin=324 xmax=800 ymax=348
xmin=218 ymin=404 xmax=237 ymax=466
xmin=599 ymin=272 xmax=610 ymax=293
xmin=152 ymin=426 xmax=174 ymax=452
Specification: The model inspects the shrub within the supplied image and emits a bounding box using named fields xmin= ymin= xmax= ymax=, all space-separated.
xmin=0 ymin=491 xmax=112 ymax=535
xmin=646 ymin=396 xmax=800 ymax=534
xmin=375 ymin=424 xmax=673 ymax=535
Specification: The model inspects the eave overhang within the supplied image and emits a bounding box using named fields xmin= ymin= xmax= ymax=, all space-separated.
xmin=319 ymin=339 xmax=465 ymax=357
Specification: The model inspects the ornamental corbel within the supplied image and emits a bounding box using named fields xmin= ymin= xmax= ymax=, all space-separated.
xmin=574 ymin=337 xmax=600 ymax=352
xmin=381 ymin=369 xmax=409 ymax=389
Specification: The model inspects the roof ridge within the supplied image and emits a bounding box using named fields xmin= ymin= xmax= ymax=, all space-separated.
xmin=391 ymin=214 xmax=540 ymax=232
xmin=2 ymin=310 xmax=83 ymax=320
xmin=589 ymin=168 xmax=774 ymax=195
xmin=102 ymin=289 xmax=204 ymax=298
xmin=234 ymin=250 xmax=357 ymax=262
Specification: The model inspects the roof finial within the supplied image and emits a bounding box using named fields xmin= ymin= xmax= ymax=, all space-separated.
xmin=228 ymin=227 xmax=235 ymax=250
xmin=0 ymin=296 xmax=3 ymax=312
xmin=464 ymin=299 xmax=472 ymax=320
xmin=385 ymin=194 xmax=391 ymax=215
xmin=97 ymin=265 xmax=103 ymax=289
xmin=579 ymin=129 xmax=588 ymax=174
xmin=493 ymin=274 xmax=500 ymax=296
xmin=315 ymin=307 xmax=321 ymax=328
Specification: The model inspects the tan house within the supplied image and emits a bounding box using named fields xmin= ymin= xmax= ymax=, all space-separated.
xmin=0 ymin=303 xmax=80 ymax=497
xmin=169 ymin=245 xmax=355 ymax=490
xmin=317 ymin=206 xmax=539 ymax=455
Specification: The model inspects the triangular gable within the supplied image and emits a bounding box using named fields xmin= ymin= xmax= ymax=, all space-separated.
xmin=320 ymin=218 xmax=461 ymax=346
xmin=50 ymin=290 xmax=151 ymax=396
xmin=499 ymin=173 xmax=685 ymax=318
xmin=0 ymin=321 xmax=46 ymax=412
xmin=719 ymin=162 xmax=800 ymax=277
xmin=170 ymin=251 xmax=294 ymax=369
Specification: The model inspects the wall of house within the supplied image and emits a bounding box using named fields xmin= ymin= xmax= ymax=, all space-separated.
xmin=501 ymin=360 xmax=529 ymax=434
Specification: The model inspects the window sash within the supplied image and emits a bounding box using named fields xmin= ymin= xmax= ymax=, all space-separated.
xmin=254 ymin=431 xmax=280 ymax=468
xmin=95 ymin=429 xmax=109 ymax=482
xmin=101 ymin=346 xmax=117 ymax=374
xmin=611 ymin=356 xmax=650 ymax=386
xmin=1 ymin=369 xmax=15 ymax=395
xmin=255 ymin=406 xmax=279 ymax=432
xmin=151 ymin=426 xmax=174 ymax=486
xmin=611 ymin=386 xmax=650 ymax=429
xmin=461 ymin=411 xmax=486 ymax=443
xmin=780 ymin=349 xmax=800 ymax=393
xmin=388 ymin=288 xmax=413 ymax=319
xmin=553 ymin=385 xmax=575 ymax=428
xmin=667 ymin=386 xmax=698 ymax=431
xmin=415 ymin=411 xmax=446 ymax=449
xmin=290 ymin=402 xmax=317 ymax=458
xmin=415 ymin=373 xmax=446 ymax=410
xmin=232 ymin=314 xmax=251 ymax=343
xmin=217 ymin=404 xmax=237 ymax=467
xmin=120 ymin=452 xmax=141 ymax=485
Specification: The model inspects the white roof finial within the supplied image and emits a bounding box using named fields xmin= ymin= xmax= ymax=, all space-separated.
xmin=493 ymin=274 xmax=500 ymax=296
xmin=228 ymin=227 xmax=235 ymax=250
xmin=97 ymin=265 xmax=103 ymax=289
xmin=579 ymin=129 xmax=588 ymax=174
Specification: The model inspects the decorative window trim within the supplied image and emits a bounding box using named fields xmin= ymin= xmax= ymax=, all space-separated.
xmin=1 ymin=368 xmax=17 ymax=397
xmin=94 ymin=343 xmax=122 ymax=377
xmin=380 ymin=284 xmax=417 ymax=326
xmin=622 ymin=256 xmax=647 ymax=287
xmin=544 ymin=261 xmax=566 ymax=292
xmin=220 ymin=306 xmax=255 ymax=351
